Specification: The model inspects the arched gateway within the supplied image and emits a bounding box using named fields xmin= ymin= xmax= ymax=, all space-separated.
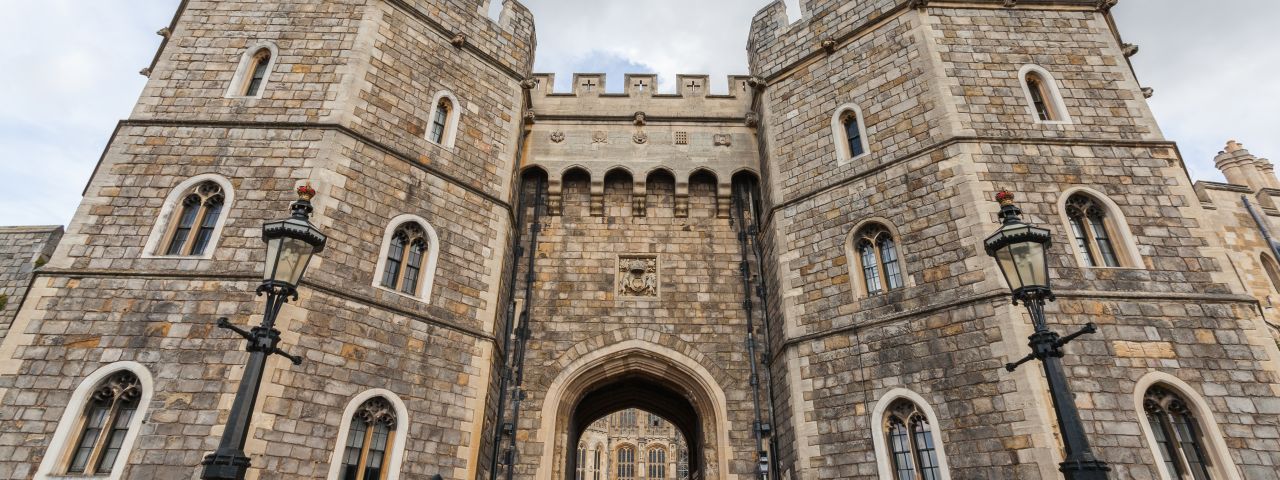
xmin=535 ymin=340 xmax=735 ymax=480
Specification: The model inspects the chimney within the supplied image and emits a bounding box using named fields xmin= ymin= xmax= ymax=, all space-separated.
xmin=1258 ymin=158 xmax=1280 ymax=190
xmin=1214 ymin=140 xmax=1268 ymax=191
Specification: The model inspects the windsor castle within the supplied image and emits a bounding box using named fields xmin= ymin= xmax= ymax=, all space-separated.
xmin=1 ymin=0 xmax=1279 ymax=479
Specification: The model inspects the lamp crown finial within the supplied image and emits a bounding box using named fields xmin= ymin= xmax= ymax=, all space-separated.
xmin=297 ymin=184 xmax=316 ymax=202
xmin=995 ymin=189 xmax=1016 ymax=206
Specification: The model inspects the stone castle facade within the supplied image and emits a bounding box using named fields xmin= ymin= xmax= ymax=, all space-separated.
xmin=0 ymin=0 xmax=1278 ymax=479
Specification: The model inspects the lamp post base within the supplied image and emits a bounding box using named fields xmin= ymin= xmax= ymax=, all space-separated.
xmin=1060 ymin=457 xmax=1112 ymax=480
xmin=200 ymin=450 xmax=251 ymax=480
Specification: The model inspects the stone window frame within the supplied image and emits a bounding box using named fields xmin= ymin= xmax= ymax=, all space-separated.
xmin=426 ymin=90 xmax=463 ymax=149
xmin=1056 ymin=187 xmax=1143 ymax=270
xmin=142 ymin=174 xmax=236 ymax=260
xmin=326 ymin=389 xmax=410 ymax=480
xmin=225 ymin=42 xmax=279 ymax=99
xmin=35 ymin=361 xmax=154 ymax=480
xmin=831 ymin=102 xmax=872 ymax=166
xmin=1133 ymin=372 xmax=1241 ymax=480
xmin=870 ymin=388 xmax=952 ymax=480
xmin=372 ymin=214 xmax=441 ymax=304
xmin=646 ymin=445 xmax=667 ymax=479
xmin=844 ymin=219 xmax=912 ymax=299
xmin=615 ymin=443 xmax=638 ymax=480
xmin=1018 ymin=64 xmax=1073 ymax=125
xmin=1260 ymin=253 xmax=1280 ymax=294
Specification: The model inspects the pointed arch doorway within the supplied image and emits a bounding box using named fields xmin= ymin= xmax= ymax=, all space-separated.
xmin=534 ymin=339 xmax=734 ymax=480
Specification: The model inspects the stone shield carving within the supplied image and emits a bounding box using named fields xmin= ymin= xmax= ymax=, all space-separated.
xmin=618 ymin=256 xmax=658 ymax=297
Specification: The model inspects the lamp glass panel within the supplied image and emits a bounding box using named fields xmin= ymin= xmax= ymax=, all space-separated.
xmin=264 ymin=236 xmax=315 ymax=286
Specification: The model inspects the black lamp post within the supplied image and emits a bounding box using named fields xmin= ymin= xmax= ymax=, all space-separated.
xmin=984 ymin=190 xmax=1110 ymax=480
xmin=201 ymin=185 xmax=327 ymax=480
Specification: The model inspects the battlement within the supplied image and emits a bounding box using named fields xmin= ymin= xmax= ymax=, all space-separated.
xmin=398 ymin=0 xmax=538 ymax=73
xmin=528 ymin=73 xmax=754 ymax=119
xmin=748 ymin=0 xmax=1113 ymax=78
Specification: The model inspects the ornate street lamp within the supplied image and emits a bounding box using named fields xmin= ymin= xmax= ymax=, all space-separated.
xmin=985 ymin=190 xmax=1110 ymax=480
xmin=201 ymin=185 xmax=327 ymax=480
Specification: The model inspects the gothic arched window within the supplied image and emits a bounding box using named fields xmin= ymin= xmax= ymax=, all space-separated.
xmin=339 ymin=397 xmax=398 ymax=480
xmin=381 ymin=222 xmax=430 ymax=295
xmin=1143 ymin=386 xmax=1215 ymax=480
xmin=163 ymin=181 xmax=225 ymax=256
xmin=883 ymin=399 xmax=942 ymax=480
xmin=1065 ymin=193 xmax=1123 ymax=268
xmin=648 ymin=447 xmax=667 ymax=479
xmin=853 ymin=224 xmax=904 ymax=296
xmin=63 ymin=371 xmax=142 ymax=475
xmin=617 ymin=446 xmax=636 ymax=480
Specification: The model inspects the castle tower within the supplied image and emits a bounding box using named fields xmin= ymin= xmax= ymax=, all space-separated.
xmin=747 ymin=0 xmax=1280 ymax=479
xmin=0 ymin=0 xmax=534 ymax=478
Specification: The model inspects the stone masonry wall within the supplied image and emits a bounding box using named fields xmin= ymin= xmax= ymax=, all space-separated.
xmin=0 ymin=226 xmax=62 ymax=341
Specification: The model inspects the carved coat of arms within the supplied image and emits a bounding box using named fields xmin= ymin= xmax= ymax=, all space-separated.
xmin=618 ymin=256 xmax=658 ymax=297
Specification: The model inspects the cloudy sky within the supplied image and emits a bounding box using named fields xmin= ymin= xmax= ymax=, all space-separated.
xmin=1 ymin=0 xmax=1276 ymax=226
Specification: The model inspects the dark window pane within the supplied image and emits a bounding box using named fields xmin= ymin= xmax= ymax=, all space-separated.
xmin=68 ymin=403 xmax=110 ymax=473
xmin=191 ymin=200 xmax=223 ymax=256
xmin=860 ymin=241 xmax=882 ymax=295
xmin=95 ymin=403 xmax=137 ymax=473
xmin=1173 ymin=412 xmax=1212 ymax=480
xmin=845 ymin=115 xmax=865 ymax=157
xmin=166 ymin=196 xmax=202 ymax=255
xmin=889 ymin=420 xmax=916 ymax=479
xmin=879 ymin=237 xmax=903 ymax=290
xmin=341 ymin=418 xmax=368 ymax=480
xmin=245 ymin=53 xmax=270 ymax=96
xmin=402 ymin=240 xmax=426 ymax=295
xmin=1068 ymin=215 xmax=1097 ymax=267
xmin=912 ymin=418 xmax=941 ymax=480
xmin=362 ymin=422 xmax=390 ymax=480
xmin=1147 ymin=411 xmax=1183 ymax=478
xmin=382 ymin=234 xmax=406 ymax=289
xmin=430 ymin=101 xmax=450 ymax=144
xmin=1027 ymin=76 xmax=1053 ymax=121
xmin=1087 ymin=215 xmax=1121 ymax=267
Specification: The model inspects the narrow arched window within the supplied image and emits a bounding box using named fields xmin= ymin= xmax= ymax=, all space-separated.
xmin=617 ymin=446 xmax=636 ymax=480
xmin=1143 ymin=386 xmax=1215 ymax=480
xmin=243 ymin=49 xmax=271 ymax=97
xmin=883 ymin=400 xmax=942 ymax=480
xmin=339 ymin=397 xmax=398 ymax=480
xmin=429 ymin=98 xmax=452 ymax=145
xmin=1065 ymin=194 xmax=1122 ymax=268
xmin=843 ymin=111 xmax=865 ymax=157
xmin=63 ymin=371 xmax=141 ymax=475
xmin=648 ymin=448 xmax=667 ymax=479
xmin=163 ymin=181 xmax=225 ymax=256
xmin=380 ymin=223 xmax=430 ymax=295
xmin=1262 ymin=254 xmax=1280 ymax=294
xmin=576 ymin=447 xmax=587 ymax=480
xmin=832 ymin=104 xmax=870 ymax=163
xmin=854 ymin=224 xmax=904 ymax=295
xmin=593 ymin=447 xmax=602 ymax=480
xmin=1026 ymin=73 xmax=1055 ymax=121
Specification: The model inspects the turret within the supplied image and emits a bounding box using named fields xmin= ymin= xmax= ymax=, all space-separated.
xmin=1215 ymin=140 xmax=1279 ymax=191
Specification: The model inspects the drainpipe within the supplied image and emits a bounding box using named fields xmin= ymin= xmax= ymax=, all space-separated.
xmin=733 ymin=177 xmax=781 ymax=480
xmin=1244 ymin=196 xmax=1280 ymax=263
xmin=502 ymin=173 xmax=545 ymax=480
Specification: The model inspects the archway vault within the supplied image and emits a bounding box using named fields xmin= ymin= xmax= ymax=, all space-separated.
xmin=534 ymin=339 xmax=737 ymax=480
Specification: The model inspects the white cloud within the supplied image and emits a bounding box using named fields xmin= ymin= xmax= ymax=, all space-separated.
xmin=1 ymin=0 xmax=1276 ymax=226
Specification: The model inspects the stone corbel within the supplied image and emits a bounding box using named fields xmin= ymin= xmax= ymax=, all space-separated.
xmin=674 ymin=181 xmax=690 ymax=218
xmin=717 ymin=183 xmax=733 ymax=219
xmin=745 ymin=112 xmax=760 ymax=128
xmin=139 ymin=68 xmax=152 ymax=77
xmin=821 ymin=39 xmax=838 ymax=54
xmin=156 ymin=27 xmax=171 ymax=38
xmin=1142 ymin=87 xmax=1154 ymax=99
xmin=910 ymin=0 xmax=929 ymax=9
xmin=747 ymin=76 xmax=767 ymax=91
xmin=1097 ymin=0 xmax=1118 ymax=11
xmin=520 ymin=78 xmax=538 ymax=90
xmin=524 ymin=110 xmax=537 ymax=125
xmin=451 ymin=33 xmax=467 ymax=48
xmin=1122 ymin=43 xmax=1140 ymax=57
xmin=590 ymin=178 xmax=605 ymax=217
xmin=633 ymin=181 xmax=647 ymax=217
xmin=547 ymin=179 xmax=563 ymax=216
xmin=1003 ymin=0 xmax=1017 ymax=8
